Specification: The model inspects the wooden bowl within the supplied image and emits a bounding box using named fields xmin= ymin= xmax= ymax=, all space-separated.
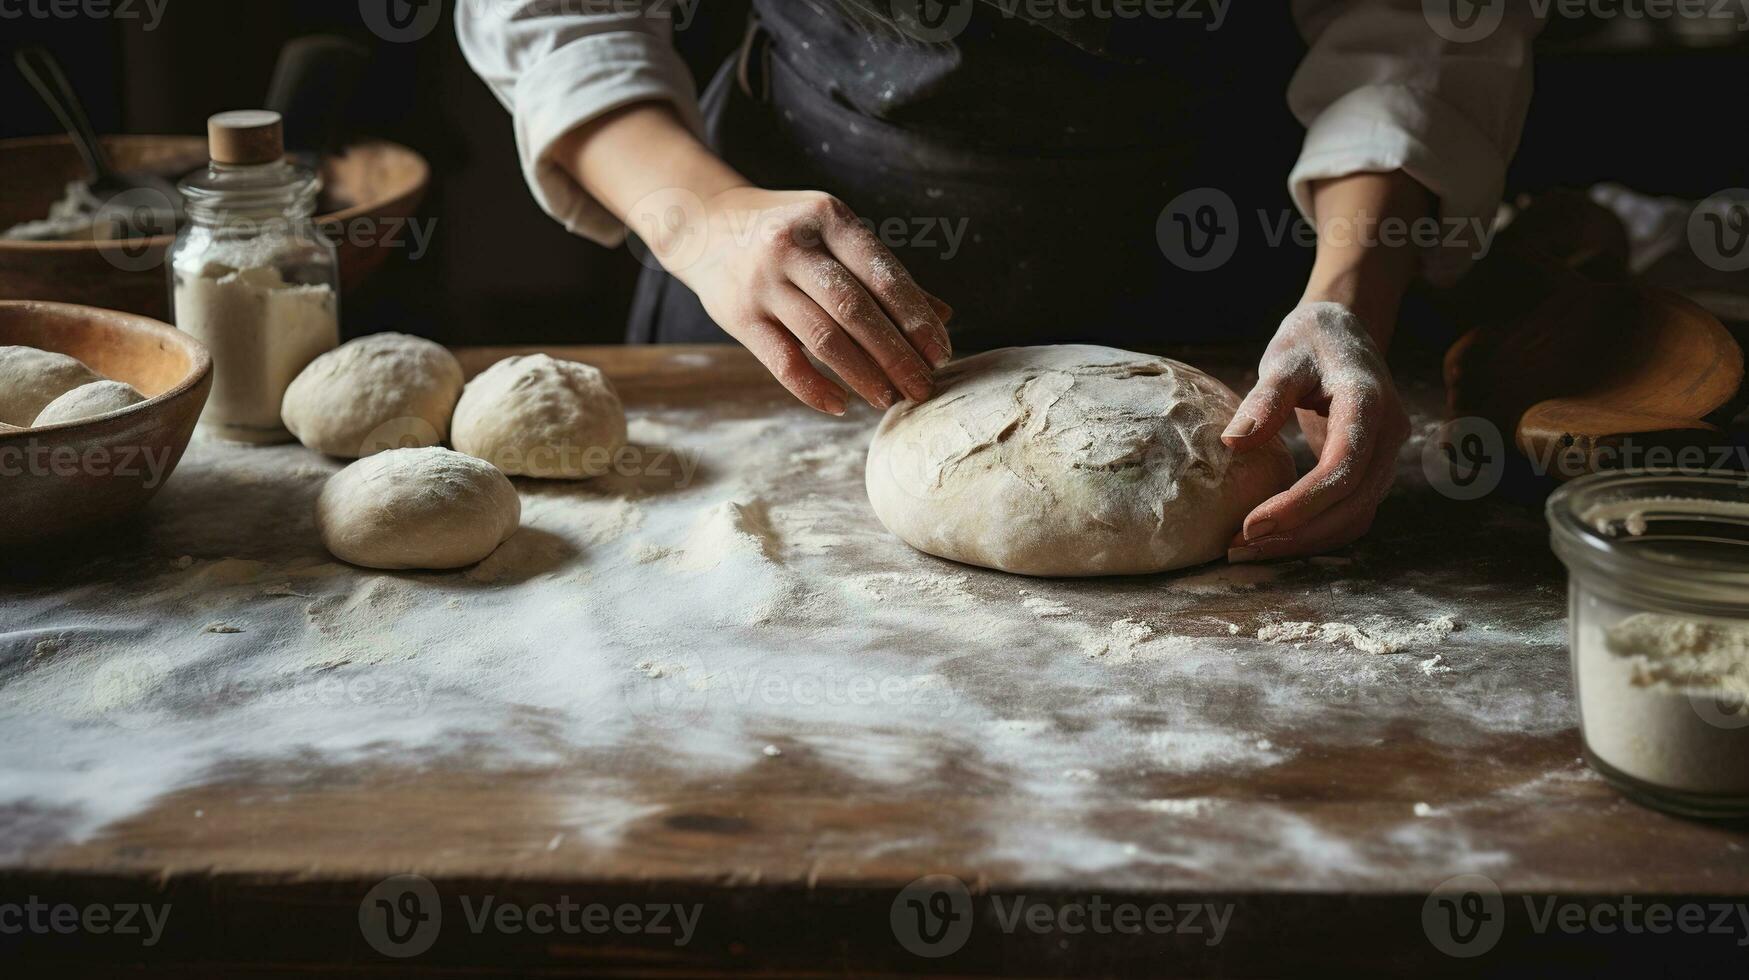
xmin=0 ymin=135 xmax=430 ymax=319
xmin=0 ymin=300 xmax=211 ymax=548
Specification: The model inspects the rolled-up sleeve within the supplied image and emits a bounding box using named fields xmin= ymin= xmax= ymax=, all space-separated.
xmin=456 ymin=0 xmax=703 ymax=245
xmin=1288 ymin=0 xmax=1543 ymax=284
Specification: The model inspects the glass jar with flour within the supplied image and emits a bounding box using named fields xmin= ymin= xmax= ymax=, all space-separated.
xmin=169 ymin=110 xmax=338 ymax=443
xmin=1548 ymin=470 xmax=1749 ymax=818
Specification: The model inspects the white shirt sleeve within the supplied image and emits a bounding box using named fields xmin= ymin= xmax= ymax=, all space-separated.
xmin=1288 ymin=1 xmax=1544 ymax=284
xmin=456 ymin=0 xmax=704 ymax=246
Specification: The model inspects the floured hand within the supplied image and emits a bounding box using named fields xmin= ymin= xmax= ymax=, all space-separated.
xmin=1220 ymin=302 xmax=1410 ymax=562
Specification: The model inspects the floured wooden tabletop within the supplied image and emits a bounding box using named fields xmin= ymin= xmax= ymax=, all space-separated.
xmin=3 ymin=344 xmax=1745 ymax=975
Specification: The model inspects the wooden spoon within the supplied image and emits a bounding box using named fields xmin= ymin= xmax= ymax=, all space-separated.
xmin=1443 ymin=191 xmax=1744 ymax=480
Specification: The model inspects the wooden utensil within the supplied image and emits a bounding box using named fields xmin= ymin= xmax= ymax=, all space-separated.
xmin=1443 ymin=191 xmax=1745 ymax=480
xmin=11 ymin=46 xmax=184 ymax=239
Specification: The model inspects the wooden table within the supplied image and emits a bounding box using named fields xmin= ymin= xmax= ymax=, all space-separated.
xmin=3 ymin=344 xmax=1747 ymax=977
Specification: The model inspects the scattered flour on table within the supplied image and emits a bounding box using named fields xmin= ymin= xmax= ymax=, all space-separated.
xmin=1021 ymin=593 xmax=1073 ymax=618
xmin=0 ymin=394 xmax=1568 ymax=881
xmin=671 ymin=499 xmax=780 ymax=571
xmin=1257 ymin=614 xmax=1459 ymax=655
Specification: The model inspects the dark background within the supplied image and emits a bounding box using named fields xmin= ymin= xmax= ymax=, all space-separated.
xmin=2 ymin=0 xmax=1745 ymax=347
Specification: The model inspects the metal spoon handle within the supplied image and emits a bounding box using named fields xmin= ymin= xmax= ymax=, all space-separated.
xmin=14 ymin=45 xmax=115 ymax=183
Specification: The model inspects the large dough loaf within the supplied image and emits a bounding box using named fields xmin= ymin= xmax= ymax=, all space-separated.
xmin=865 ymin=345 xmax=1295 ymax=577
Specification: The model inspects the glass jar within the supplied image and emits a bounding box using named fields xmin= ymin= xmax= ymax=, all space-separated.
xmin=1547 ymin=470 xmax=1749 ymax=818
xmin=168 ymin=111 xmax=339 ymax=444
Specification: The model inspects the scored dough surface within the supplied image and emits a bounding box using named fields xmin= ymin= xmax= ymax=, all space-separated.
xmin=865 ymin=345 xmax=1295 ymax=577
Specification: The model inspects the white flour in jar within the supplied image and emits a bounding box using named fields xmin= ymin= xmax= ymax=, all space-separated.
xmin=173 ymin=253 xmax=338 ymax=443
xmin=1577 ymin=611 xmax=1749 ymax=796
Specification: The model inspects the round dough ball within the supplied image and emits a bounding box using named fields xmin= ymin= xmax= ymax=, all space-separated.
xmin=865 ymin=345 xmax=1295 ymax=577
xmin=0 ymin=346 xmax=103 ymax=425
xmin=317 ymin=447 xmax=521 ymax=570
xmin=282 ymin=332 xmax=464 ymax=458
xmin=451 ymin=354 xmax=626 ymax=479
xmin=34 ymin=380 xmax=146 ymax=426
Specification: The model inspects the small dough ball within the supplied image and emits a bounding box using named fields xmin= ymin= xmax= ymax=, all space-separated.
xmin=451 ymin=354 xmax=626 ymax=479
xmin=316 ymin=447 xmax=520 ymax=570
xmin=865 ymin=345 xmax=1296 ymax=577
xmin=0 ymin=346 xmax=103 ymax=425
xmin=282 ymin=332 xmax=464 ymax=458
xmin=33 ymin=380 xmax=146 ymax=426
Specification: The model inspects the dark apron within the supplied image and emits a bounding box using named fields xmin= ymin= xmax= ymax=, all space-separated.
xmin=628 ymin=2 xmax=1308 ymax=349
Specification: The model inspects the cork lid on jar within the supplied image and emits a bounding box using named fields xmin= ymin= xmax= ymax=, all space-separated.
xmin=207 ymin=110 xmax=285 ymax=166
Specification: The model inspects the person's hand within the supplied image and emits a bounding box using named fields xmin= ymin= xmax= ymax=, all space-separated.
xmin=671 ymin=187 xmax=954 ymax=416
xmin=1221 ymin=302 xmax=1410 ymax=562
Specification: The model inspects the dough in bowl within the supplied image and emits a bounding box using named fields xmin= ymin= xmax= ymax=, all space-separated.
xmin=0 ymin=346 xmax=102 ymax=425
xmin=451 ymin=354 xmax=626 ymax=479
xmin=34 ymin=380 xmax=146 ymax=426
xmin=865 ymin=345 xmax=1295 ymax=577
xmin=317 ymin=447 xmax=521 ymax=570
xmin=281 ymin=332 xmax=465 ymax=458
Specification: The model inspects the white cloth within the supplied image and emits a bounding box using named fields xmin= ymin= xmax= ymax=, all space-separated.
xmin=459 ymin=1 xmax=1542 ymax=281
xmin=1289 ymin=0 xmax=1543 ymax=284
xmin=455 ymin=0 xmax=702 ymax=246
